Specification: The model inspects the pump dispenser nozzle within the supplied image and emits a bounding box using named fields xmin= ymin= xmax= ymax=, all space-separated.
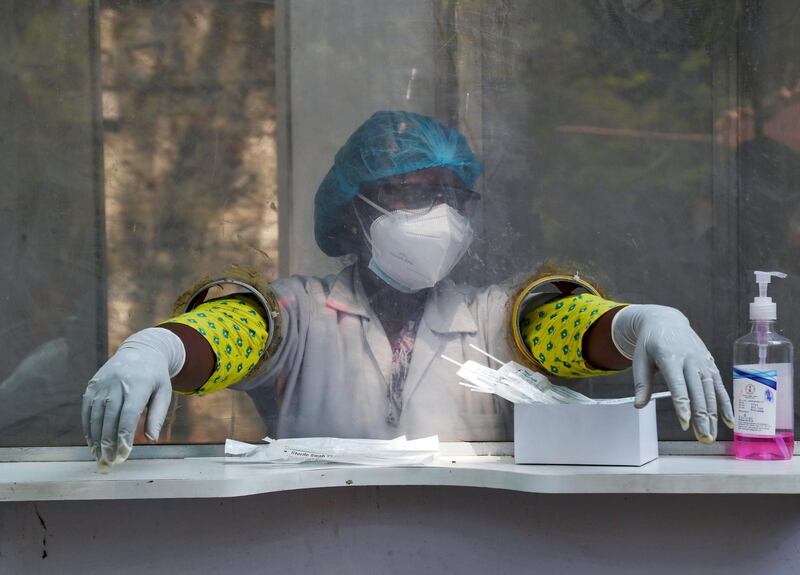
xmin=750 ymin=271 xmax=787 ymax=321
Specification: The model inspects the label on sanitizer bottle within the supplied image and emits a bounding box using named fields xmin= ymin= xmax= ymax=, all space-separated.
xmin=733 ymin=363 xmax=789 ymax=436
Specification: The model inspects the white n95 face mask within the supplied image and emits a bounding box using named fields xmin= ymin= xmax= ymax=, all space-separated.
xmin=357 ymin=194 xmax=474 ymax=293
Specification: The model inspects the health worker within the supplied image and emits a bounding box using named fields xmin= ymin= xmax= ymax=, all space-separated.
xmin=82 ymin=111 xmax=734 ymax=470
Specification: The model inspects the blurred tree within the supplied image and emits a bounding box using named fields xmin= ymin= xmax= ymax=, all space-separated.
xmin=100 ymin=0 xmax=279 ymax=442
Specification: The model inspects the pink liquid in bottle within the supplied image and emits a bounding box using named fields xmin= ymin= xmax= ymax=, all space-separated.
xmin=734 ymin=430 xmax=794 ymax=461
xmin=733 ymin=273 xmax=794 ymax=461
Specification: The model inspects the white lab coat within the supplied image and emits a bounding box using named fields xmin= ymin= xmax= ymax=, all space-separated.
xmin=233 ymin=264 xmax=514 ymax=440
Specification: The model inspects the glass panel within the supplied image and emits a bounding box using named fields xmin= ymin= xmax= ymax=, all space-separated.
xmin=447 ymin=0 xmax=729 ymax=439
xmin=737 ymin=1 xmax=800 ymax=435
xmin=0 ymin=0 xmax=104 ymax=446
xmin=99 ymin=0 xmax=278 ymax=444
xmin=280 ymin=0 xmax=739 ymax=441
xmin=0 ymin=0 xmax=277 ymax=447
xmin=3 ymin=0 xmax=799 ymax=449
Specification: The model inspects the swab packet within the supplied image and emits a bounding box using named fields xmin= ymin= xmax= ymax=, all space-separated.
xmin=224 ymin=435 xmax=440 ymax=466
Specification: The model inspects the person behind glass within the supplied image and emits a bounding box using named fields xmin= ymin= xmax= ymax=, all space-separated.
xmin=83 ymin=111 xmax=734 ymax=470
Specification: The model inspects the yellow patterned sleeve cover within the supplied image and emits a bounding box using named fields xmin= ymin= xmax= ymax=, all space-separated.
xmin=161 ymin=296 xmax=269 ymax=396
xmin=521 ymin=293 xmax=626 ymax=378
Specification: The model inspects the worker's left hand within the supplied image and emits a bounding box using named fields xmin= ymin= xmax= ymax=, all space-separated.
xmin=612 ymin=305 xmax=735 ymax=443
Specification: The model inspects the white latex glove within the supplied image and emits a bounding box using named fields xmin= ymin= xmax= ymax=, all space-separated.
xmin=612 ymin=305 xmax=735 ymax=443
xmin=81 ymin=327 xmax=185 ymax=472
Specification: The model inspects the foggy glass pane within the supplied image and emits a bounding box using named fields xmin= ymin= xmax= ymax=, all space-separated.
xmin=3 ymin=0 xmax=799 ymax=448
xmin=99 ymin=0 xmax=278 ymax=444
xmin=0 ymin=0 xmax=104 ymax=446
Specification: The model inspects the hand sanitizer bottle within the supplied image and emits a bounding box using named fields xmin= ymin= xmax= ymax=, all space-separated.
xmin=733 ymin=271 xmax=794 ymax=460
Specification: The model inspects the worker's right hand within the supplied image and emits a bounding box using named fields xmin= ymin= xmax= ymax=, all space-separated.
xmin=81 ymin=327 xmax=185 ymax=472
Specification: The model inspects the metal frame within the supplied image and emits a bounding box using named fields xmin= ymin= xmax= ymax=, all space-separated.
xmin=275 ymin=0 xmax=292 ymax=277
xmin=1 ymin=441 xmax=797 ymax=463
xmin=710 ymin=0 xmax=744 ymax=439
xmin=89 ymin=0 xmax=108 ymax=365
xmin=183 ymin=278 xmax=279 ymax=347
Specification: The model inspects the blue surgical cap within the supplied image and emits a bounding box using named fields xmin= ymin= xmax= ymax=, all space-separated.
xmin=314 ymin=110 xmax=483 ymax=256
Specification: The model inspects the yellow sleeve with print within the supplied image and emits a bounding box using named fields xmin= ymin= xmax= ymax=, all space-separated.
xmin=521 ymin=293 xmax=625 ymax=378
xmin=163 ymin=296 xmax=269 ymax=396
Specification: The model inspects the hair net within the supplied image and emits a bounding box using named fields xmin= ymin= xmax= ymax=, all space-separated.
xmin=314 ymin=110 xmax=483 ymax=257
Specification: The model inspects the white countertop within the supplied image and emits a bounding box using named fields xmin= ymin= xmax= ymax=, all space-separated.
xmin=2 ymin=454 xmax=799 ymax=501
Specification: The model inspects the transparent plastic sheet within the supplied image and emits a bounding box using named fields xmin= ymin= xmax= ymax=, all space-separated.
xmin=5 ymin=0 xmax=800 ymax=450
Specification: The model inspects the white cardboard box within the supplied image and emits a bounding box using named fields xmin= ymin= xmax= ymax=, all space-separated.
xmin=514 ymin=401 xmax=658 ymax=466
